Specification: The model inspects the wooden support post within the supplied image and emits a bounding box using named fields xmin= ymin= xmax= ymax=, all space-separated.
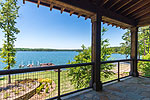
xmin=91 ymin=13 xmax=102 ymax=91
xmin=129 ymin=27 xmax=139 ymax=77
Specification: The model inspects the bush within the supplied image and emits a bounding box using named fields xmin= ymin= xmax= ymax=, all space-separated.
xmin=38 ymin=78 xmax=52 ymax=84
xmin=138 ymin=54 xmax=150 ymax=77
xmin=45 ymin=86 xmax=49 ymax=93
xmin=4 ymin=93 xmax=10 ymax=99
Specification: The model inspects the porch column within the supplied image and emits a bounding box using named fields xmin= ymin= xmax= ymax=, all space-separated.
xmin=129 ymin=27 xmax=139 ymax=77
xmin=91 ymin=13 xmax=102 ymax=91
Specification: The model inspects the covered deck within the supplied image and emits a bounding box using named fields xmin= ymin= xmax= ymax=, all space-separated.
xmin=64 ymin=77 xmax=150 ymax=100
xmin=0 ymin=0 xmax=150 ymax=100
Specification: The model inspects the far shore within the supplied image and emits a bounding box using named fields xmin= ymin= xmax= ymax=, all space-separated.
xmin=0 ymin=48 xmax=82 ymax=52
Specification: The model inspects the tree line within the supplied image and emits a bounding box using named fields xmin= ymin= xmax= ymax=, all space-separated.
xmin=0 ymin=48 xmax=82 ymax=52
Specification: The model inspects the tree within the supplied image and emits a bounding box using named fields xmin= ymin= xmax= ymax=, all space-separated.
xmin=67 ymin=27 xmax=114 ymax=89
xmin=0 ymin=0 xmax=20 ymax=83
xmin=138 ymin=26 xmax=150 ymax=58
xmin=120 ymin=30 xmax=131 ymax=59
xmin=138 ymin=54 xmax=150 ymax=77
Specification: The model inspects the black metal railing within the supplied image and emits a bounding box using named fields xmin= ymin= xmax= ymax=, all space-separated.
xmin=0 ymin=63 xmax=93 ymax=100
xmin=0 ymin=59 xmax=138 ymax=100
xmin=101 ymin=59 xmax=132 ymax=84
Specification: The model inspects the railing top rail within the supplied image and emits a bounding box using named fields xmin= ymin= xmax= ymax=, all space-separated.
xmin=138 ymin=59 xmax=150 ymax=62
xmin=101 ymin=59 xmax=132 ymax=64
xmin=0 ymin=62 xmax=94 ymax=75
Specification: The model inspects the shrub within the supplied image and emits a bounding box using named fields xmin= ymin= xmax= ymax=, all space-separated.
xmin=36 ymin=84 xmax=45 ymax=94
xmin=138 ymin=54 xmax=150 ymax=77
xmin=4 ymin=93 xmax=10 ymax=99
xmin=15 ymin=90 xmax=19 ymax=95
xmin=45 ymin=86 xmax=49 ymax=93
xmin=36 ymin=87 xmax=41 ymax=94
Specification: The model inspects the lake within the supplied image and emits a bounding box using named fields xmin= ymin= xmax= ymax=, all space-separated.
xmin=0 ymin=51 xmax=130 ymax=70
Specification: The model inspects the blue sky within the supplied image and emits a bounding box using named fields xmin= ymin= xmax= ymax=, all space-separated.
xmin=0 ymin=1 xmax=127 ymax=49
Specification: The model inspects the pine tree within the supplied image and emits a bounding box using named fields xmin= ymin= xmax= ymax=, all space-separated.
xmin=0 ymin=0 xmax=20 ymax=84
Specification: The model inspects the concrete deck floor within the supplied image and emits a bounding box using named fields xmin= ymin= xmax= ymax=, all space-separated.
xmin=63 ymin=77 xmax=150 ymax=100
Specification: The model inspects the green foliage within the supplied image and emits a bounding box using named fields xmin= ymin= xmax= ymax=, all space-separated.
xmin=67 ymin=27 xmax=114 ymax=89
xmin=36 ymin=84 xmax=45 ymax=94
xmin=109 ymin=46 xmax=121 ymax=53
xmin=0 ymin=0 xmax=20 ymax=83
xmin=138 ymin=26 xmax=150 ymax=57
xmin=4 ymin=92 xmax=10 ymax=99
xmin=45 ymin=86 xmax=49 ymax=93
xmin=37 ymin=78 xmax=53 ymax=94
xmin=120 ymin=30 xmax=131 ymax=59
xmin=138 ymin=54 xmax=150 ymax=77
xmin=38 ymin=78 xmax=52 ymax=85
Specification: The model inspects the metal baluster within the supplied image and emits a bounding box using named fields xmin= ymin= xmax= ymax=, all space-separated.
xmin=118 ymin=62 xmax=120 ymax=82
xmin=58 ymin=68 xmax=61 ymax=100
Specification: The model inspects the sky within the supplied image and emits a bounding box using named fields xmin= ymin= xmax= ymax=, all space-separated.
xmin=0 ymin=1 xmax=127 ymax=49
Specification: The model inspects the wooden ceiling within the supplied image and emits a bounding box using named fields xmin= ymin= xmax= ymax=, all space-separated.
xmin=24 ymin=0 xmax=150 ymax=29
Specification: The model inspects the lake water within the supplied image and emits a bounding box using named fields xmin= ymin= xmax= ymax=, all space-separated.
xmin=0 ymin=51 xmax=130 ymax=70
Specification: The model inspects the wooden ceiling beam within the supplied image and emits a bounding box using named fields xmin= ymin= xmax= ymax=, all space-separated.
xmin=112 ymin=0 xmax=132 ymax=12
xmin=55 ymin=0 xmax=96 ymax=13
xmin=50 ymin=3 xmax=53 ymax=11
xmin=138 ymin=20 xmax=150 ymax=27
xmin=120 ymin=0 xmax=143 ymax=14
xmin=61 ymin=8 xmax=65 ymax=14
xmin=26 ymin=0 xmax=136 ymax=26
xmin=70 ymin=11 xmax=74 ymax=16
xmin=37 ymin=0 xmax=40 ymax=8
xmin=99 ymin=7 xmax=136 ymax=26
xmin=131 ymin=5 xmax=150 ymax=19
xmin=122 ymin=0 xmax=150 ymax=16
xmin=23 ymin=0 xmax=26 ymax=4
xmin=54 ymin=0 xmax=136 ymax=26
xmin=138 ymin=17 xmax=150 ymax=23
xmin=136 ymin=13 xmax=150 ymax=21
xmin=107 ymin=0 xmax=121 ymax=9
xmin=85 ymin=16 xmax=89 ymax=20
xmin=78 ymin=14 xmax=82 ymax=18
xmin=103 ymin=0 xmax=109 ymax=5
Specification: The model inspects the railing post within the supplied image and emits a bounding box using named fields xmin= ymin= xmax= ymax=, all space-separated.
xmin=91 ymin=12 xmax=102 ymax=91
xmin=58 ymin=68 xmax=61 ymax=100
xmin=129 ymin=27 xmax=139 ymax=77
xmin=118 ymin=62 xmax=120 ymax=82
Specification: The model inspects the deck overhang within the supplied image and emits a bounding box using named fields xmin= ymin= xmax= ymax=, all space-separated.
xmin=24 ymin=0 xmax=150 ymax=29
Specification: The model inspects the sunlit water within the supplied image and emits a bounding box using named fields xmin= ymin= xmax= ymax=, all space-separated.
xmin=0 ymin=51 xmax=130 ymax=70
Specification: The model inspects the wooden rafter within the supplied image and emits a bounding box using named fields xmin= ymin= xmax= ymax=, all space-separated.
xmin=103 ymin=0 xmax=109 ymax=5
xmin=131 ymin=5 xmax=150 ymax=19
xmin=137 ymin=13 xmax=150 ymax=22
xmin=61 ymin=8 xmax=65 ymax=14
xmin=23 ymin=0 xmax=26 ymax=4
xmin=99 ymin=7 xmax=135 ymax=27
xmin=50 ymin=3 xmax=53 ymax=11
xmin=120 ymin=0 xmax=143 ymax=14
xmin=107 ymin=0 xmax=121 ymax=9
xmin=122 ymin=0 xmax=150 ymax=16
xmin=138 ymin=19 xmax=150 ymax=27
xmin=112 ymin=0 xmax=132 ymax=12
xmin=78 ymin=14 xmax=82 ymax=18
xmin=24 ymin=0 xmax=150 ymax=28
xmin=70 ymin=11 xmax=74 ymax=16
xmin=85 ymin=16 xmax=89 ymax=20
xmin=37 ymin=0 xmax=40 ymax=8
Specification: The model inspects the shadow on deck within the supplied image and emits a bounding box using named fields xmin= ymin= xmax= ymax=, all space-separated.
xmin=63 ymin=77 xmax=150 ymax=100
